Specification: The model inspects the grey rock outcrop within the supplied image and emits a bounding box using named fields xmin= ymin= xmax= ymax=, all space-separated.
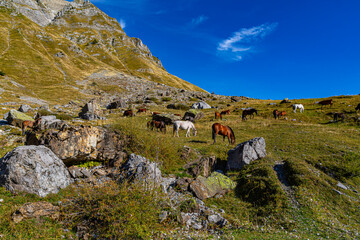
xmin=191 ymin=101 xmax=211 ymax=109
xmin=227 ymin=137 xmax=266 ymax=170
xmin=18 ymin=104 xmax=32 ymax=113
xmin=0 ymin=145 xmax=72 ymax=197
xmin=79 ymin=100 xmax=105 ymax=120
xmin=38 ymin=115 xmax=67 ymax=130
xmin=25 ymin=125 xmax=127 ymax=166
xmin=107 ymin=99 xmax=128 ymax=109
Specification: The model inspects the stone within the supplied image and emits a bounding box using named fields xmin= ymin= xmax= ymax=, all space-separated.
xmin=12 ymin=201 xmax=60 ymax=223
xmin=38 ymin=115 xmax=67 ymax=130
xmin=231 ymin=96 xmax=242 ymax=102
xmin=79 ymin=99 xmax=105 ymax=120
xmin=25 ymin=125 xmax=127 ymax=166
xmin=68 ymin=166 xmax=91 ymax=178
xmin=0 ymin=146 xmax=72 ymax=197
xmin=190 ymin=172 xmax=236 ymax=200
xmin=227 ymin=137 xmax=266 ymax=170
xmin=191 ymin=101 xmax=211 ymax=109
xmin=337 ymin=182 xmax=348 ymax=190
xmin=107 ymin=99 xmax=128 ymax=109
xmin=175 ymin=177 xmax=192 ymax=192
xmin=4 ymin=109 xmax=34 ymax=127
xmin=185 ymin=156 xmax=217 ymax=178
xmin=18 ymin=105 xmax=31 ymax=113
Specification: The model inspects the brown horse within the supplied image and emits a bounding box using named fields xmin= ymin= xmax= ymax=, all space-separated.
xmin=148 ymin=120 xmax=166 ymax=133
xmin=215 ymin=112 xmax=222 ymax=120
xmin=318 ymin=99 xmax=333 ymax=109
xmin=273 ymin=110 xmax=286 ymax=119
xmin=22 ymin=118 xmax=41 ymax=136
xmin=278 ymin=111 xmax=287 ymax=118
xmin=137 ymin=108 xmax=147 ymax=114
xmin=212 ymin=123 xmax=235 ymax=145
xmin=123 ymin=110 xmax=134 ymax=117
xmin=221 ymin=110 xmax=230 ymax=116
xmin=333 ymin=112 xmax=345 ymax=122
xmin=242 ymin=108 xmax=258 ymax=121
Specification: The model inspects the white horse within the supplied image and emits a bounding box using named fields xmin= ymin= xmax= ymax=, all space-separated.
xmin=292 ymin=104 xmax=304 ymax=113
xmin=173 ymin=120 xmax=197 ymax=137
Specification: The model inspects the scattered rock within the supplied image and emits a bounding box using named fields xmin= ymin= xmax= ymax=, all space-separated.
xmin=68 ymin=166 xmax=91 ymax=178
xmin=38 ymin=115 xmax=67 ymax=130
xmin=12 ymin=201 xmax=60 ymax=223
xmin=191 ymin=101 xmax=211 ymax=109
xmin=18 ymin=104 xmax=31 ymax=113
xmin=231 ymin=96 xmax=242 ymax=102
xmin=0 ymin=146 xmax=72 ymax=197
xmin=227 ymin=137 xmax=266 ymax=170
xmin=79 ymin=99 xmax=105 ymax=120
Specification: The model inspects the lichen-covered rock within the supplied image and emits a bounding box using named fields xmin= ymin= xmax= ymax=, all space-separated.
xmin=0 ymin=145 xmax=72 ymax=197
xmin=25 ymin=125 xmax=128 ymax=166
xmin=12 ymin=201 xmax=60 ymax=223
xmin=227 ymin=137 xmax=266 ymax=170
xmin=189 ymin=172 xmax=236 ymax=200
xmin=4 ymin=109 xmax=34 ymax=127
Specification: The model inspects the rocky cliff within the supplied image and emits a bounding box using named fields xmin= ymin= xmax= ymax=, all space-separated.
xmin=0 ymin=0 xmax=204 ymax=104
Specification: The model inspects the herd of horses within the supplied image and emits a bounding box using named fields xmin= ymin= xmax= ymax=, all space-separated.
xmin=120 ymin=99 xmax=359 ymax=145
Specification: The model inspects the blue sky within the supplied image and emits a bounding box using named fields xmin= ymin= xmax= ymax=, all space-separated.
xmin=90 ymin=0 xmax=360 ymax=99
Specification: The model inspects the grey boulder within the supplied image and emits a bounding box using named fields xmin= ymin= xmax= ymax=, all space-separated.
xmin=227 ymin=137 xmax=266 ymax=170
xmin=18 ymin=105 xmax=32 ymax=113
xmin=0 ymin=145 xmax=72 ymax=197
xmin=191 ymin=101 xmax=211 ymax=109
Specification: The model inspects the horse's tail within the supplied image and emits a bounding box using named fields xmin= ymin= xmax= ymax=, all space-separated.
xmin=227 ymin=126 xmax=235 ymax=144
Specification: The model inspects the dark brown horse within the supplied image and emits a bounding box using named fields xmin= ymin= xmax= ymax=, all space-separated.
xmin=318 ymin=99 xmax=333 ymax=109
xmin=221 ymin=110 xmax=230 ymax=116
xmin=123 ymin=109 xmax=134 ymax=117
xmin=148 ymin=120 xmax=166 ymax=133
xmin=137 ymin=108 xmax=147 ymax=114
xmin=242 ymin=108 xmax=258 ymax=121
xmin=215 ymin=112 xmax=222 ymax=120
xmin=333 ymin=112 xmax=345 ymax=122
xmin=22 ymin=118 xmax=42 ymax=136
xmin=212 ymin=123 xmax=235 ymax=145
xmin=273 ymin=110 xmax=286 ymax=119
xmin=355 ymin=103 xmax=360 ymax=111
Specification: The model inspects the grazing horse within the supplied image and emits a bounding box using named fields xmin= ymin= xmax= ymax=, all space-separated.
xmin=215 ymin=112 xmax=222 ymax=120
xmin=137 ymin=108 xmax=147 ymax=114
xmin=148 ymin=120 xmax=166 ymax=133
xmin=355 ymin=103 xmax=360 ymax=111
xmin=318 ymin=99 xmax=333 ymax=109
xmin=278 ymin=111 xmax=287 ymax=118
xmin=292 ymin=104 xmax=304 ymax=113
xmin=333 ymin=112 xmax=345 ymax=122
xmin=212 ymin=123 xmax=235 ymax=145
xmin=123 ymin=109 xmax=134 ymax=117
xmin=221 ymin=110 xmax=230 ymax=116
xmin=273 ymin=110 xmax=279 ymax=119
xmin=173 ymin=121 xmax=197 ymax=137
xmin=242 ymin=108 xmax=258 ymax=121
xmin=22 ymin=118 xmax=41 ymax=136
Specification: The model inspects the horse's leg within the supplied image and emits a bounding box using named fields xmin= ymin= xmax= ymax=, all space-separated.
xmin=223 ymin=135 xmax=225 ymax=142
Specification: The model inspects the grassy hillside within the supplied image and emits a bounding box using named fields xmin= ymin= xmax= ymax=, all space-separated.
xmin=0 ymin=94 xmax=359 ymax=238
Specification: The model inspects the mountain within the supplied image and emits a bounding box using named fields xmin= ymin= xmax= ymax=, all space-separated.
xmin=0 ymin=0 xmax=204 ymax=104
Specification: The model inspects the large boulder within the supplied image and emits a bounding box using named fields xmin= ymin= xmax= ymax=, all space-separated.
xmin=227 ymin=137 xmax=266 ymax=170
xmin=79 ymin=100 xmax=105 ymax=120
xmin=25 ymin=125 xmax=128 ymax=166
xmin=191 ymin=101 xmax=211 ymax=109
xmin=189 ymin=172 xmax=236 ymax=200
xmin=38 ymin=115 xmax=67 ymax=130
xmin=152 ymin=113 xmax=181 ymax=125
xmin=107 ymin=99 xmax=128 ymax=109
xmin=120 ymin=154 xmax=175 ymax=192
xmin=0 ymin=146 xmax=72 ymax=197
xmin=4 ymin=109 xmax=34 ymax=127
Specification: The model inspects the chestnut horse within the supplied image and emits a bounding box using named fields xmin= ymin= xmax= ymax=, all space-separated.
xmin=212 ymin=123 xmax=235 ymax=145
xmin=137 ymin=108 xmax=147 ymax=114
xmin=22 ymin=118 xmax=42 ymax=136
xmin=148 ymin=120 xmax=166 ymax=133
xmin=242 ymin=108 xmax=258 ymax=121
xmin=215 ymin=112 xmax=222 ymax=120
xmin=123 ymin=110 xmax=134 ymax=117
xmin=273 ymin=110 xmax=286 ymax=119
xmin=221 ymin=110 xmax=230 ymax=116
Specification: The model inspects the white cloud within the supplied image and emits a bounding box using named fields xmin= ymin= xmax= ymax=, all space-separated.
xmin=217 ymin=22 xmax=278 ymax=60
xmin=119 ymin=19 xmax=126 ymax=29
xmin=191 ymin=15 xmax=208 ymax=26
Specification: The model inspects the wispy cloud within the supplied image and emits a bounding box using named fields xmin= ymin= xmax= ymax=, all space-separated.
xmin=190 ymin=15 xmax=208 ymax=26
xmin=119 ymin=19 xmax=126 ymax=29
xmin=217 ymin=22 xmax=278 ymax=61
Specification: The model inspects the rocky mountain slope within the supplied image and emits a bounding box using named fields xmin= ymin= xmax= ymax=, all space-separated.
xmin=0 ymin=0 xmax=204 ymax=104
